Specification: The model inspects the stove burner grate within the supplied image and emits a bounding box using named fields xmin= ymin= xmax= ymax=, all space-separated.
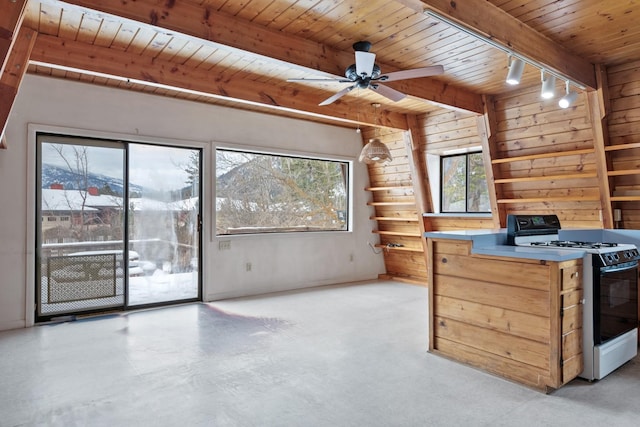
xmin=529 ymin=240 xmax=618 ymax=249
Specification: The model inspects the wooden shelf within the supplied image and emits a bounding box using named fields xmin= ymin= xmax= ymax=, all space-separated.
xmin=374 ymin=244 xmax=423 ymax=253
xmin=365 ymin=185 xmax=414 ymax=191
xmin=608 ymin=169 xmax=640 ymax=177
xmin=497 ymin=196 xmax=600 ymax=204
xmin=605 ymin=143 xmax=640 ymax=152
xmin=372 ymin=230 xmax=421 ymax=237
xmin=494 ymin=172 xmax=597 ymax=184
xmin=370 ymin=216 xmax=418 ymax=222
xmin=367 ymin=201 xmax=416 ymax=206
xmin=610 ymin=196 xmax=640 ymax=202
xmin=491 ymin=148 xmax=594 ymax=164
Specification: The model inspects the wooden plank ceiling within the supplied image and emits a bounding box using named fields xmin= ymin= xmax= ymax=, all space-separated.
xmin=4 ymin=0 xmax=640 ymax=132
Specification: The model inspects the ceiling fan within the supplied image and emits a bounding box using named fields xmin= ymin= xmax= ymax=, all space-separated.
xmin=287 ymin=41 xmax=444 ymax=106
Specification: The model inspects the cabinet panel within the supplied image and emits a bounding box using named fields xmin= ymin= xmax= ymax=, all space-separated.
xmin=562 ymin=289 xmax=583 ymax=307
xmin=561 ymin=354 xmax=583 ymax=384
xmin=562 ymin=329 xmax=582 ymax=360
xmin=562 ymin=303 xmax=582 ymax=333
xmin=561 ymin=265 xmax=581 ymax=291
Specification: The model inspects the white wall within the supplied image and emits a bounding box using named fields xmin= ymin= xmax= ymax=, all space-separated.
xmin=0 ymin=74 xmax=384 ymax=331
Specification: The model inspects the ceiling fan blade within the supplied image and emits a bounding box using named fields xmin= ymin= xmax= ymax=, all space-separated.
xmin=377 ymin=65 xmax=444 ymax=82
xmin=355 ymin=51 xmax=376 ymax=77
xmin=370 ymin=84 xmax=406 ymax=102
xmin=319 ymin=85 xmax=356 ymax=106
xmin=287 ymin=77 xmax=353 ymax=83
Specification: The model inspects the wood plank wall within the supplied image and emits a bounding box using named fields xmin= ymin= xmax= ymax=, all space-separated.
xmin=490 ymin=85 xmax=603 ymax=228
xmin=607 ymin=59 xmax=640 ymax=229
xmin=361 ymin=126 xmax=427 ymax=284
xmin=364 ymin=62 xmax=640 ymax=281
xmin=417 ymin=109 xmax=494 ymax=231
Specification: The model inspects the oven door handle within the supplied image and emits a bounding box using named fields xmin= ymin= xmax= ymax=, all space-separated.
xmin=601 ymin=262 xmax=638 ymax=274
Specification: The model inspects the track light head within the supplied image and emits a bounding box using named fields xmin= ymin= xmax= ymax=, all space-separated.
xmin=505 ymin=56 xmax=525 ymax=85
xmin=540 ymin=71 xmax=556 ymax=99
xmin=559 ymin=92 xmax=578 ymax=108
xmin=559 ymin=81 xmax=578 ymax=108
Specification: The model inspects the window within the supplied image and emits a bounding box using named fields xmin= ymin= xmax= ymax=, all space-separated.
xmin=216 ymin=149 xmax=349 ymax=235
xmin=441 ymin=152 xmax=490 ymax=213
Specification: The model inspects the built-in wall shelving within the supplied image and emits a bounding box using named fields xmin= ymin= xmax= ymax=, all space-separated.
xmin=362 ymin=130 xmax=428 ymax=286
xmin=490 ymin=148 xmax=600 ymax=205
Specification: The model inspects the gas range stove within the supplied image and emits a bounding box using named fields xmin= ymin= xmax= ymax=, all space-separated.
xmin=506 ymin=214 xmax=640 ymax=266
xmin=506 ymin=214 xmax=639 ymax=381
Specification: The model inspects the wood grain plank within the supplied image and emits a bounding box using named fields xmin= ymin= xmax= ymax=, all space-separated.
xmin=435 ymin=295 xmax=550 ymax=343
xmin=434 ymin=317 xmax=550 ymax=369
xmin=434 ymin=274 xmax=551 ymax=316
xmin=433 ymin=254 xmax=551 ymax=291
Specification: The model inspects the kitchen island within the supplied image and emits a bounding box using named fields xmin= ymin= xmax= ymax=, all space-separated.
xmin=425 ymin=230 xmax=585 ymax=392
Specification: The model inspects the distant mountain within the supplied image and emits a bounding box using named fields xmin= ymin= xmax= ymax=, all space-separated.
xmin=42 ymin=164 xmax=143 ymax=196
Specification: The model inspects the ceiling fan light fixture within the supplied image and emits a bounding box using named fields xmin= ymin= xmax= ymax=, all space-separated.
xmin=541 ymin=70 xmax=556 ymax=99
xmin=359 ymin=138 xmax=393 ymax=164
xmin=505 ymin=56 xmax=525 ymax=85
xmin=288 ymin=40 xmax=444 ymax=106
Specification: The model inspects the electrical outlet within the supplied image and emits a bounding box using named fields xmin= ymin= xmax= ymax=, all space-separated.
xmin=246 ymin=262 xmax=252 ymax=272
xmin=219 ymin=240 xmax=231 ymax=250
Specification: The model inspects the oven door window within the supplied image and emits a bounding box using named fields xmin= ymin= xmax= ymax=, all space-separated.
xmin=595 ymin=263 xmax=639 ymax=345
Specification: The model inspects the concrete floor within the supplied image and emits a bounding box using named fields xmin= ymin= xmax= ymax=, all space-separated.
xmin=1 ymin=280 xmax=639 ymax=426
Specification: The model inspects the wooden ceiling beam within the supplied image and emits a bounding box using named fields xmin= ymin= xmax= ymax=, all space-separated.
xmin=0 ymin=25 xmax=36 ymax=145
xmin=30 ymin=34 xmax=410 ymax=130
xmin=58 ymin=0 xmax=483 ymax=114
xmin=0 ymin=0 xmax=27 ymax=77
xmin=416 ymin=0 xmax=597 ymax=90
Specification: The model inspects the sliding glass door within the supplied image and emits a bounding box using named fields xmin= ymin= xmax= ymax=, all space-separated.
xmin=37 ymin=136 xmax=127 ymax=319
xmin=36 ymin=134 xmax=201 ymax=321
xmin=127 ymin=144 xmax=200 ymax=306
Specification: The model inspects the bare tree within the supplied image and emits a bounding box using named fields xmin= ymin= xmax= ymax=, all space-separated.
xmin=215 ymin=150 xmax=347 ymax=233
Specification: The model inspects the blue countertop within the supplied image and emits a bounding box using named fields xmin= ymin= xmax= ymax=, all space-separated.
xmin=425 ymin=228 xmax=640 ymax=261
xmin=424 ymin=229 xmax=585 ymax=261
xmin=470 ymin=245 xmax=585 ymax=261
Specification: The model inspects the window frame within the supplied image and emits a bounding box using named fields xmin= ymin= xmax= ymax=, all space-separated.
xmin=439 ymin=151 xmax=490 ymax=214
xmin=214 ymin=147 xmax=352 ymax=236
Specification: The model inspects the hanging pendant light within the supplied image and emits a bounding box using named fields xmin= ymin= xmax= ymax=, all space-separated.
xmin=358 ymin=102 xmax=392 ymax=164
xmin=359 ymin=138 xmax=393 ymax=164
